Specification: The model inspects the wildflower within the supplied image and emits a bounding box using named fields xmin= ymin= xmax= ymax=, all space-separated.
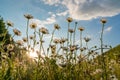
xmin=88 ymin=51 xmax=92 ymax=55
xmin=42 ymin=40 xmax=45 ymax=43
xmin=94 ymin=46 xmax=97 ymax=48
xmin=22 ymin=37 xmax=28 ymax=42
xmin=53 ymin=38 xmax=60 ymax=44
xmin=84 ymin=37 xmax=91 ymax=42
xmin=60 ymin=38 xmax=67 ymax=44
xmin=91 ymin=69 xmax=103 ymax=75
xmin=36 ymin=50 xmax=40 ymax=55
xmin=95 ymin=52 xmax=98 ymax=55
xmin=80 ymin=48 xmax=84 ymax=52
xmin=83 ymin=47 xmax=87 ymax=50
xmin=7 ymin=44 xmax=14 ymax=51
xmin=104 ymin=45 xmax=108 ymax=48
xmin=28 ymin=45 xmax=31 ymax=48
xmin=109 ymin=66 xmax=114 ymax=72
xmin=78 ymin=54 xmax=84 ymax=60
xmin=95 ymin=69 xmax=102 ymax=73
xmin=68 ymin=28 xmax=74 ymax=33
xmin=54 ymin=24 xmax=60 ymax=30
xmin=14 ymin=58 xmax=20 ymax=66
xmin=109 ymin=45 xmax=112 ymax=48
xmin=10 ymin=37 xmax=13 ymax=42
xmin=69 ymin=45 xmax=78 ymax=52
xmin=110 ymin=59 xmax=116 ymax=64
xmin=50 ymin=45 xmax=56 ymax=50
xmin=30 ymin=22 xmax=37 ymax=29
xmin=36 ymin=42 xmax=39 ymax=44
xmin=39 ymin=27 xmax=49 ymax=34
xmin=89 ymin=50 xmax=94 ymax=54
xmin=22 ymin=47 xmax=27 ymax=50
xmin=16 ymin=40 xmax=23 ymax=46
xmin=110 ymin=75 xmax=118 ymax=80
xmin=6 ymin=20 xmax=14 ymax=27
xmin=40 ymin=40 xmax=45 ymax=43
xmin=75 ymin=22 xmax=78 ymax=24
xmin=50 ymin=45 xmax=56 ymax=54
xmin=66 ymin=17 xmax=73 ymax=23
xmin=29 ymin=35 xmax=34 ymax=39
xmin=24 ymin=14 xmax=33 ymax=19
xmin=31 ymin=48 xmax=34 ymax=52
xmin=100 ymin=18 xmax=107 ymax=24
xmin=2 ymin=54 xmax=7 ymax=59
xmin=78 ymin=27 xmax=85 ymax=31
xmin=13 ymin=28 xmax=21 ymax=36
xmin=57 ymin=55 xmax=63 ymax=59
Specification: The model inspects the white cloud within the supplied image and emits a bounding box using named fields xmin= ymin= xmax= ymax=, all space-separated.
xmin=30 ymin=19 xmax=44 ymax=27
xmin=48 ymin=12 xmax=53 ymax=15
xmin=30 ymin=14 xmax=56 ymax=27
xmin=43 ymin=14 xmax=56 ymax=25
xmin=104 ymin=26 xmax=112 ymax=32
xmin=42 ymin=0 xmax=120 ymax=20
xmin=42 ymin=0 xmax=61 ymax=5
xmin=56 ymin=10 xmax=68 ymax=16
xmin=98 ymin=26 xmax=112 ymax=34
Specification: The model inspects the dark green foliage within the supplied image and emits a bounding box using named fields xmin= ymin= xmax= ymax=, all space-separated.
xmin=105 ymin=44 xmax=120 ymax=60
xmin=0 ymin=16 xmax=11 ymax=45
xmin=0 ymin=16 xmax=13 ymax=62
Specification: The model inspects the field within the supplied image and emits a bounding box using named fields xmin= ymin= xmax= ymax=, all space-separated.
xmin=0 ymin=15 xmax=120 ymax=80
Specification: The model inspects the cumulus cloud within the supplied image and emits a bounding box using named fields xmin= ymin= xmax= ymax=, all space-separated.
xmin=98 ymin=26 xmax=112 ymax=34
xmin=42 ymin=0 xmax=120 ymax=20
xmin=104 ymin=26 xmax=112 ymax=32
xmin=42 ymin=0 xmax=61 ymax=5
xmin=43 ymin=14 xmax=56 ymax=25
xmin=56 ymin=10 xmax=68 ymax=16
xmin=30 ymin=14 xmax=56 ymax=27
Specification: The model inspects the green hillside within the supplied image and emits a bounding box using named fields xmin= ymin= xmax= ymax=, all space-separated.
xmin=94 ymin=44 xmax=120 ymax=79
xmin=104 ymin=44 xmax=120 ymax=60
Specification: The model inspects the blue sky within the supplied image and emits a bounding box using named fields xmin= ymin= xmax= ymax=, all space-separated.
xmin=0 ymin=0 xmax=120 ymax=48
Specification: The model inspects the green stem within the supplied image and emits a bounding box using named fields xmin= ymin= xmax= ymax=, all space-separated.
xmin=101 ymin=23 xmax=104 ymax=54
xmin=73 ymin=22 xmax=77 ymax=45
xmin=41 ymin=43 xmax=46 ymax=57
xmin=48 ymin=29 xmax=56 ymax=56
xmin=80 ymin=31 xmax=82 ymax=48
xmin=100 ymin=23 xmax=107 ymax=80
xmin=67 ymin=22 xmax=70 ymax=47
xmin=39 ymin=34 xmax=43 ymax=58
xmin=66 ymin=22 xmax=70 ymax=61
xmin=86 ymin=42 xmax=88 ymax=50
xmin=70 ymin=33 xmax=72 ymax=45
xmin=49 ymin=29 xmax=55 ymax=45
xmin=33 ymin=29 xmax=36 ymax=48
xmin=26 ymin=19 xmax=29 ymax=49
xmin=36 ymin=32 xmax=43 ymax=80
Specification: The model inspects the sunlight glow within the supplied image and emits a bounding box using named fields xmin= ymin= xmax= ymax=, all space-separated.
xmin=28 ymin=50 xmax=38 ymax=59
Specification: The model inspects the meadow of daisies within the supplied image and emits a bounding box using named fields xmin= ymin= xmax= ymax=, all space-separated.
xmin=0 ymin=14 xmax=120 ymax=80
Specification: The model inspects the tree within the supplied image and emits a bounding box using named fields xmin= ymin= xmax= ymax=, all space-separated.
xmin=0 ymin=16 xmax=11 ymax=45
xmin=0 ymin=16 xmax=12 ymax=61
